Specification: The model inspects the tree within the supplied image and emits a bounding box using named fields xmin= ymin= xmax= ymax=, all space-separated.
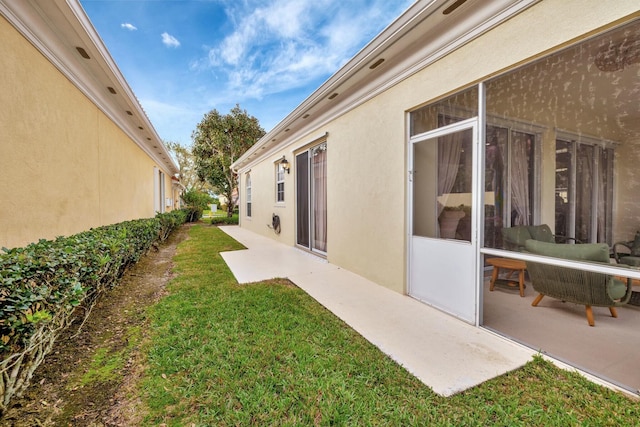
xmin=165 ymin=141 xmax=212 ymax=192
xmin=181 ymin=188 xmax=213 ymax=222
xmin=192 ymin=105 xmax=265 ymax=217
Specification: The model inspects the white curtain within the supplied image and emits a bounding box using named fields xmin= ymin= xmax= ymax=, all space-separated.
xmin=576 ymin=145 xmax=593 ymax=242
xmin=437 ymin=132 xmax=463 ymax=215
xmin=596 ymin=148 xmax=607 ymax=242
xmin=510 ymin=133 xmax=531 ymax=225
xmin=312 ymin=145 xmax=327 ymax=252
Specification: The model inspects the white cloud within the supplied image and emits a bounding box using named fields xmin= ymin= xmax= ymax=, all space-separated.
xmin=161 ymin=32 xmax=181 ymax=48
xmin=201 ymin=0 xmax=411 ymax=102
xmin=140 ymin=98 xmax=203 ymax=144
xmin=121 ymin=22 xmax=137 ymax=31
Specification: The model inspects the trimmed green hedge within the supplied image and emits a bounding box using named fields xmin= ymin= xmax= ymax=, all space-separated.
xmin=0 ymin=209 xmax=187 ymax=413
xmin=210 ymin=215 xmax=239 ymax=225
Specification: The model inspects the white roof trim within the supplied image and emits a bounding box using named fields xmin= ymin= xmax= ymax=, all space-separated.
xmin=0 ymin=0 xmax=179 ymax=175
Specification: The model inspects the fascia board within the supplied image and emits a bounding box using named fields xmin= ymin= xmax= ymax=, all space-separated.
xmin=0 ymin=0 xmax=179 ymax=175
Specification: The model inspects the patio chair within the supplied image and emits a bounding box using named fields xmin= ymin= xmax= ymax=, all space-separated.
xmin=612 ymin=231 xmax=640 ymax=267
xmin=524 ymin=240 xmax=634 ymax=326
xmin=502 ymin=224 xmax=580 ymax=252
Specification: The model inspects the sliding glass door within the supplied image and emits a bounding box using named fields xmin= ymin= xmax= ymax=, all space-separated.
xmin=554 ymin=137 xmax=613 ymax=244
xmin=296 ymin=142 xmax=327 ymax=254
xmin=484 ymin=125 xmax=538 ymax=249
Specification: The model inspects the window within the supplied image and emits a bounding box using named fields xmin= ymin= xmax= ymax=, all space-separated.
xmin=276 ymin=163 xmax=285 ymax=202
xmin=555 ymin=135 xmax=614 ymax=244
xmin=411 ymin=125 xmax=474 ymax=242
xmin=245 ymin=173 xmax=252 ymax=217
xmin=484 ymin=124 xmax=539 ymax=249
xmin=154 ymin=167 xmax=166 ymax=213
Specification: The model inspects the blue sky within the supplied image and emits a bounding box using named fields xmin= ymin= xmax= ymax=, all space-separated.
xmin=79 ymin=0 xmax=414 ymax=146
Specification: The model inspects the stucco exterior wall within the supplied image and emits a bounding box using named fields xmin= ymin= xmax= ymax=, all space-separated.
xmin=0 ymin=15 xmax=173 ymax=248
xmin=239 ymin=153 xmax=296 ymax=244
xmin=239 ymin=0 xmax=638 ymax=295
xmin=97 ymin=115 xmax=160 ymax=224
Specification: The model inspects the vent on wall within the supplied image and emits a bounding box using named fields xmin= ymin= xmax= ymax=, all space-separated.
xmin=443 ymin=0 xmax=468 ymax=15
xmin=76 ymin=46 xmax=90 ymax=59
xmin=369 ymin=58 xmax=385 ymax=69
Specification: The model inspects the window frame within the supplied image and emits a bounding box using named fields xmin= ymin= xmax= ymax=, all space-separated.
xmin=275 ymin=163 xmax=285 ymax=203
xmin=245 ymin=173 xmax=252 ymax=218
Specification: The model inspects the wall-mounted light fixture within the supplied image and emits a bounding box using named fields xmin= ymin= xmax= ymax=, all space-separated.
xmin=279 ymin=155 xmax=290 ymax=174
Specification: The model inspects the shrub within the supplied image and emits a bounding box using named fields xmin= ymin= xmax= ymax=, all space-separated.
xmin=181 ymin=189 xmax=213 ymax=222
xmin=211 ymin=215 xmax=239 ymax=225
xmin=0 ymin=211 xmax=186 ymax=414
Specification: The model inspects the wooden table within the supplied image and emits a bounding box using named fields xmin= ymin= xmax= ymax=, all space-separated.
xmin=487 ymin=257 xmax=527 ymax=297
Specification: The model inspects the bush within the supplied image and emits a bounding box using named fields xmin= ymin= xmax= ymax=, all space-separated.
xmin=181 ymin=189 xmax=213 ymax=222
xmin=211 ymin=215 xmax=239 ymax=225
xmin=0 ymin=211 xmax=186 ymax=414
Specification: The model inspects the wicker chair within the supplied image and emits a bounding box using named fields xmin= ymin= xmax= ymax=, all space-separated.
xmin=612 ymin=231 xmax=640 ymax=267
xmin=524 ymin=240 xmax=634 ymax=326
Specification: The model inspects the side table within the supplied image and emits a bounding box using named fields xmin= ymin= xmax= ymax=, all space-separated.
xmin=487 ymin=257 xmax=527 ymax=297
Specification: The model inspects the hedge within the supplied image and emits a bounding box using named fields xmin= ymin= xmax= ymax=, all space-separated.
xmin=210 ymin=215 xmax=239 ymax=225
xmin=0 ymin=209 xmax=187 ymax=414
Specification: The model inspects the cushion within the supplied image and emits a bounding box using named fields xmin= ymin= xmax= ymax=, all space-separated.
xmin=608 ymin=277 xmax=628 ymax=300
xmin=524 ymin=240 xmax=610 ymax=263
xmin=631 ymin=231 xmax=640 ymax=257
xmin=527 ymin=224 xmax=555 ymax=243
xmin=502 ymin=226 xmax=532 ymax=250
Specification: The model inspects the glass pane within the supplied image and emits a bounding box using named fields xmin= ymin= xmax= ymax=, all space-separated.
xmin=410 ymin=87 xmax=478 ymax=137
xmin=485 ymin=19 xmax=639 ymax=252
xmin=311 ymin=144 xmax=327 ymax=252
xmin=277 ymin=182 xmax=284 ymax=202
xmin=575 ymin=144 xmax=594 ymax=243
xmin=510 ymin=131 xmax=535 ymax=226
xmin=484 ymin=126 xmax=508 ymax=248
xmin=296 ymin=152 xmax=309 ymax=247
xmin=413 ymin=128 xmax=473 ymax=242
xmin=554 ymin=140 xmax=571 ymax=241
xmin=598 ymin=148 xmax=613 ymax=243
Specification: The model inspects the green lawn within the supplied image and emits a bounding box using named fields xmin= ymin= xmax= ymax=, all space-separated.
xmin=202 ymin=208 xmax=235 ymax=218
xmin=141 ymin=225 xmax=639 ymax=426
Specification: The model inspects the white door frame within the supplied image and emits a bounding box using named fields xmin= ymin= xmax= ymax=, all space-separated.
xmin=407 ymin=117 xmax=481 ymax=324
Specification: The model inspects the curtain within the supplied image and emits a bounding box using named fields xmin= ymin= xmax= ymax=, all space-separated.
xmin=296 ymin=152 xmax=309 ymax=247
xmin=576 ymin=145 xmax=593 ymax=242
xmin=485 ymin=127 xmax=507 ymax=248
xmin=312 ymin=145 xmax=327 ymax=252
xmin=510 ymin=132 xmax=531 ymax=226
xmin=596 ymin=148 xmax=608 ymax=243
xmin=437 ymin=132 xmax=463 ymax=215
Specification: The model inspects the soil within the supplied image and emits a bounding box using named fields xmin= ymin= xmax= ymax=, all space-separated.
xmin=1 ymin=224 xmax=192 ymax=427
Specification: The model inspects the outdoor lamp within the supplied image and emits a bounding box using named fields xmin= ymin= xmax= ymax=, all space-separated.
xmin=280 ymin=156 xmax=290 ymax=174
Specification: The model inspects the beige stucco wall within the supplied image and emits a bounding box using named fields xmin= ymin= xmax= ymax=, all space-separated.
xmin=0 ymin=16 xmax=174 ymax=249
xmin=240 ymin=153 xmax=296 ymax=244
xmin=240 ymin=0 xmax=638 ymax=294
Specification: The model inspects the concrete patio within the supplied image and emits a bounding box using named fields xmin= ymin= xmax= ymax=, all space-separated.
xmin=218 ymin=225 xmax=535 ymax=396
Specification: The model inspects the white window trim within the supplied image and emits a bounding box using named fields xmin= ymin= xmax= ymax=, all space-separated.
xmin=275 ymin=163 xmax=285 ymax=203
xmin=245 ymin=173 xmax=252 ymax=218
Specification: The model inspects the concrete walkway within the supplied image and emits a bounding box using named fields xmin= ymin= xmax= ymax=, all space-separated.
xmin=218 ymin=226 xmax=534 ymax=396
